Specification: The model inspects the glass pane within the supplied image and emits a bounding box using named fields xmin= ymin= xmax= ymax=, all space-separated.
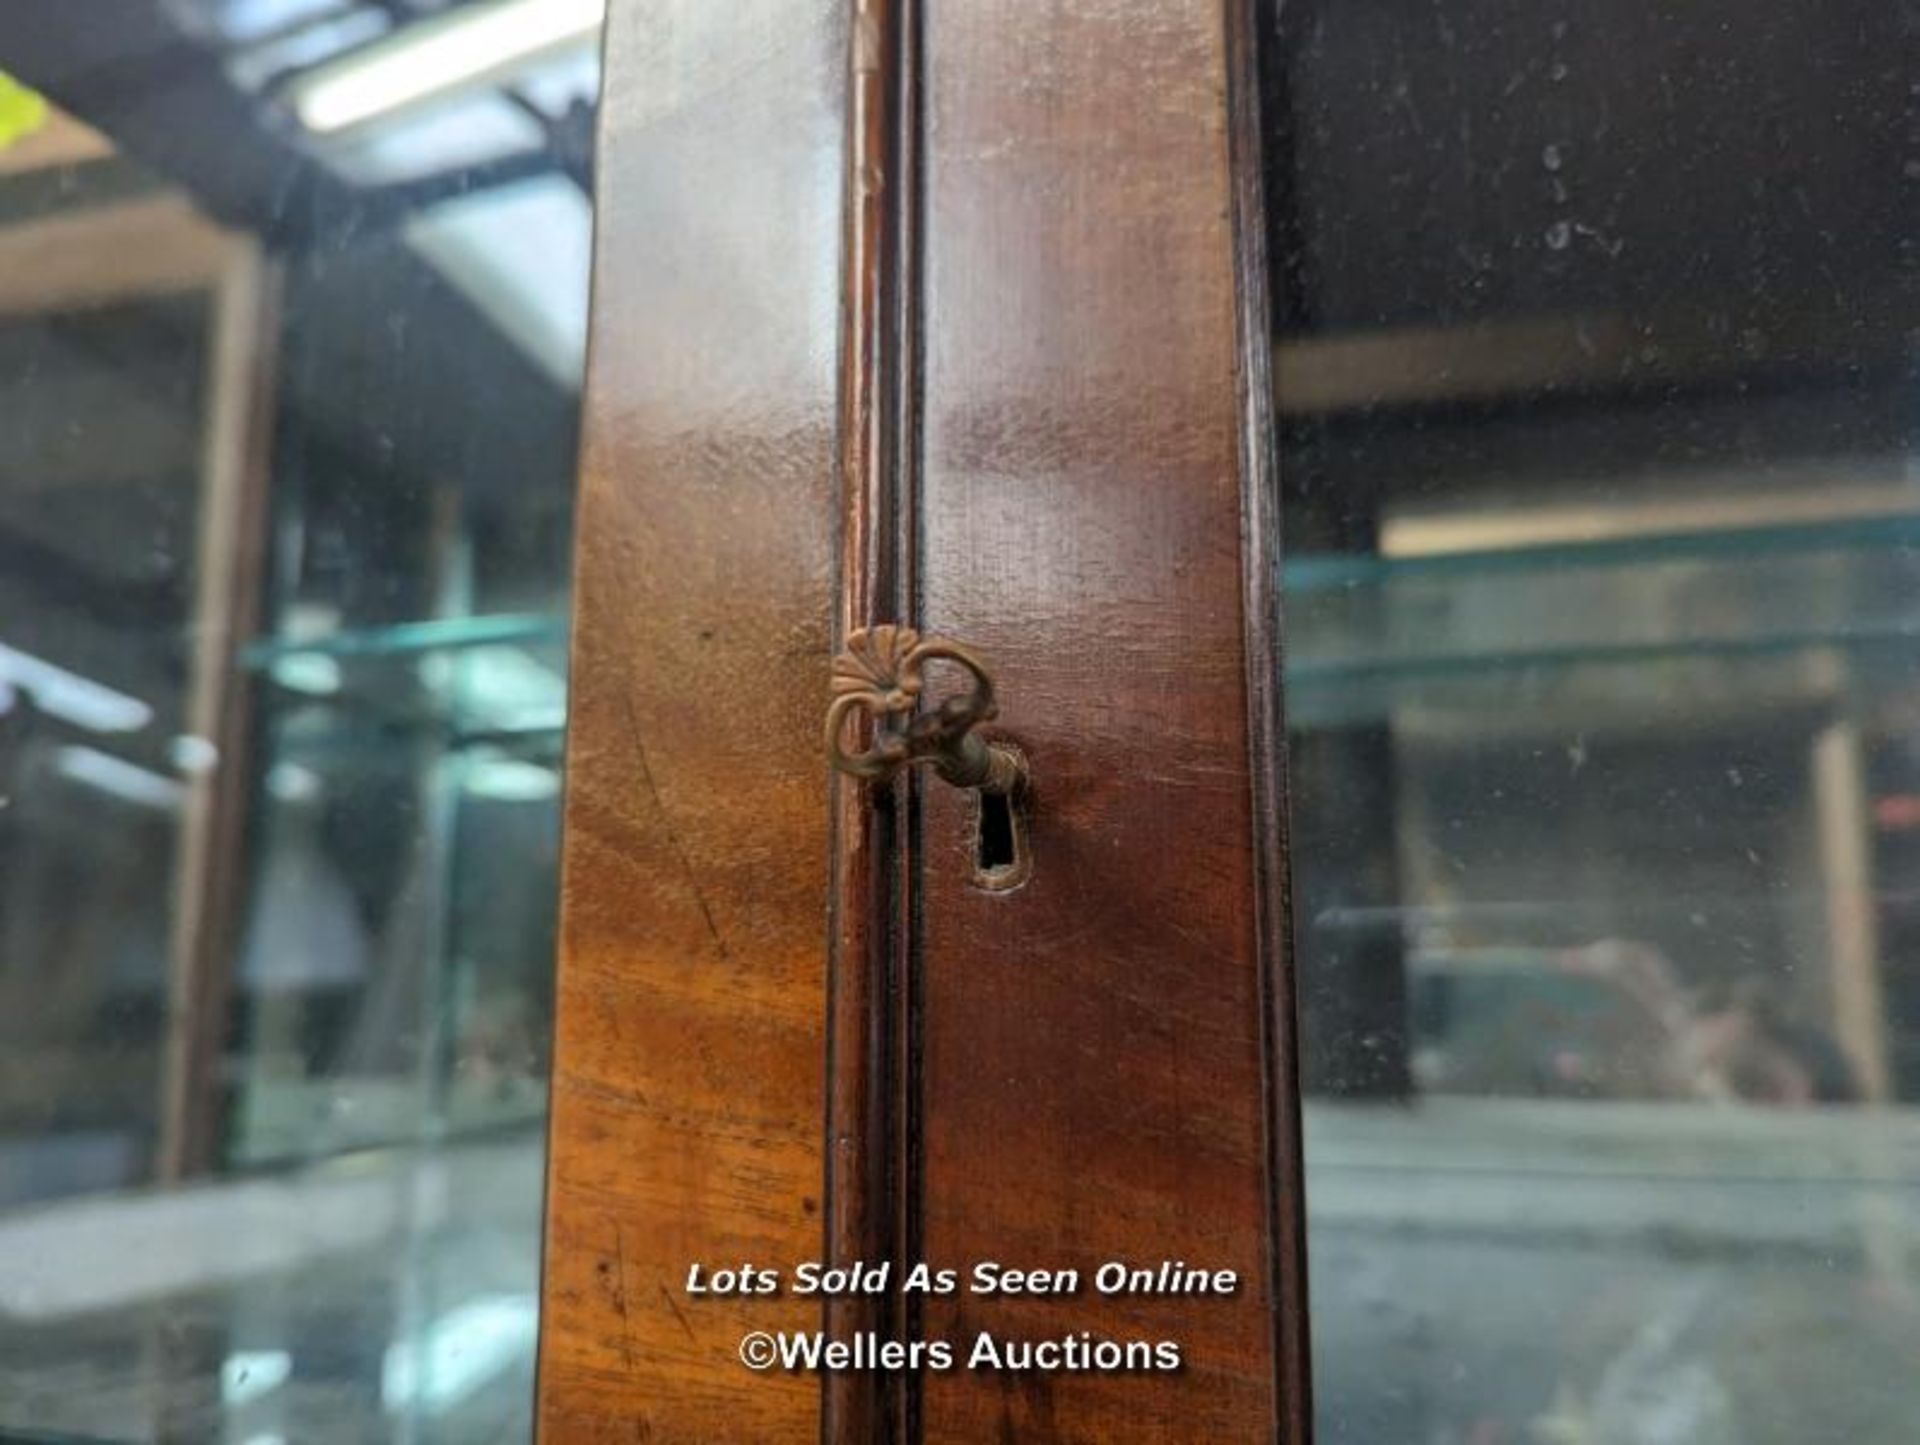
xmin=1264 ymin=3 xmax=1918 ymax=1440
xmin=0 ymin=5 xmax=594 ymax=1438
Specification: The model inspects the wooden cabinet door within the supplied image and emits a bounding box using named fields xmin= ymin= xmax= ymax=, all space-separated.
xmin=537 ymin=3 xmax=1305 ymax=1440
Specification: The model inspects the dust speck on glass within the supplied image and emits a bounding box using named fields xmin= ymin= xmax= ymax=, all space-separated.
xmin=0 ymin=2 xmax=595 ymax=1439
xmin=1263 ymin=0 xmax=1918 ymax=1440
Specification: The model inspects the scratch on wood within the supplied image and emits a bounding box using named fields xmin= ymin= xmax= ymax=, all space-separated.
xmin=606 ymin=1225 xmax=637 ymax=1370
xmin=658 ymin=1281 xmax=696 ymax=1345
xmin=620 ymin=689 xmax=733 ymax=960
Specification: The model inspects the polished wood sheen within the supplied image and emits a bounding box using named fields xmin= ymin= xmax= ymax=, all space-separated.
xmin=536 ymin=3 xmax=846 ymax=1439
xmin=912 ymin=0 xmax=1301 ymax=1438
xmin=545 ymin=1 xmax=1305 ymax=1439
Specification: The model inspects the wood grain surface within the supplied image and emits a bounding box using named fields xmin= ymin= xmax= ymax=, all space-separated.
xmin=911 ymin=0 xmax=1299 ymax=1438
xmin=536 ymin=4 xmax=846 ymax=1439
xmin=541 ymin=1 xmax=1304 ymax=1439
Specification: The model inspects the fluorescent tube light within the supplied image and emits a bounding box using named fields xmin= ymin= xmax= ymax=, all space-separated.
xmin=170 ymin=735 xmax=220 ymax=774
xmin=289 ymin=0 xmax=605 ymax=134
xmin=0 ymin=643 xmax=151 ymax=733
xmin=382 ymin=1295 xmax=537 ymax=1412
xmin=221 ymin=1349 xmax=292 ymax=1408
xmin=56 ymin=746 xmax=184 ymax=811
xmin=464 ymin=757 xmax=560 ymax=802
xmin=269 ymin=650 xmax=342 ymax=696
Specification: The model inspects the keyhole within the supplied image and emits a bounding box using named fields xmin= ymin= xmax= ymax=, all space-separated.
xmin=978 ymin=790 xmax=1015 ymax=872
xmin=970 ymin=752 xmax=1030 ymax=892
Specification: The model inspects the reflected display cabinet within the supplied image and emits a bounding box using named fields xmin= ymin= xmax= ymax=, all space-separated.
xmin=0 ymin=7 xmax=589 ymax=1438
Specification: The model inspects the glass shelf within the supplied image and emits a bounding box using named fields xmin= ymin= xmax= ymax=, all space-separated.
xmin=241 ymin=613 xmax=570 ymax=744
xmin=240 ymin=611 xmax=566 ymax=666
xmin=231 ymin=559 xmax=1920 ymax=736
xmin=1288 ymin=622 xmax=1920 ymax=684
xmin=1281 ymin=516 xmax=1920 ymax=728
xmin=1282 ymin=513 xmax=1920 ymax=595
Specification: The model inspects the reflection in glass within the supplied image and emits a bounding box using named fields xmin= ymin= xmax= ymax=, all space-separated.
xmin=1266 ymin=2 xmax=1918 ymax=1440
xmin=0 ymin=4 xmax=594 ymax=1439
